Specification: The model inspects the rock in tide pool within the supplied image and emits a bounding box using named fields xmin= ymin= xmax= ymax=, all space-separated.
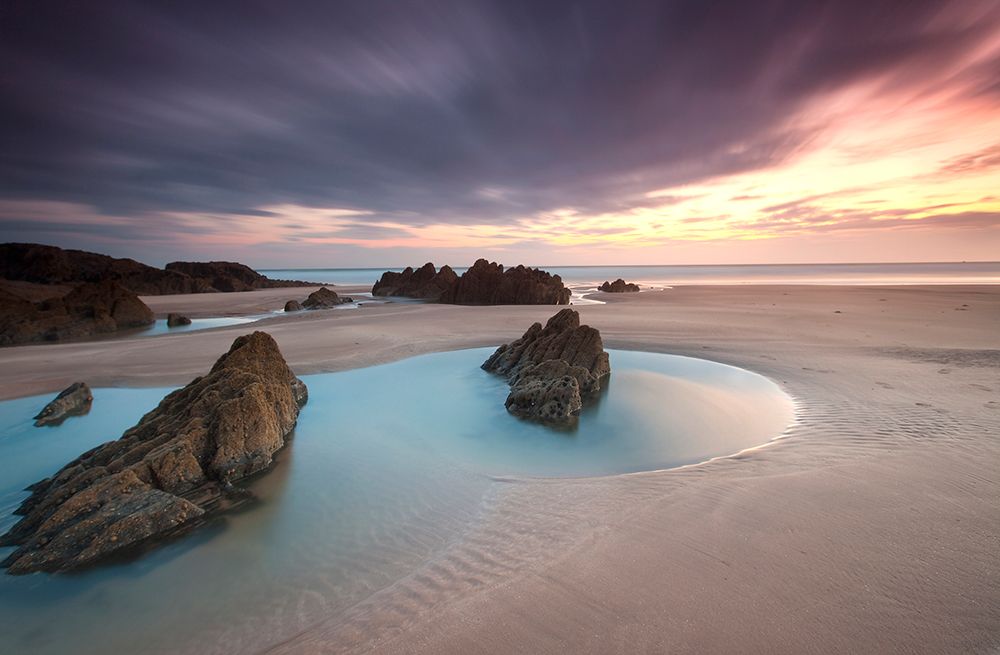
xmin=33 ymin=382 xmax=93 ymax=427
xmin=301 ymin=287 xmax=353 ymax=309
xmin=482 ymin=308 xmax=610 ymax=425
xmin=166 ymin=313 xmax=192 ymax=327
xmin=0 ymin=331 xmax=307 ymax=574
xmin=599 ymin=278 xmax=640 ymax=293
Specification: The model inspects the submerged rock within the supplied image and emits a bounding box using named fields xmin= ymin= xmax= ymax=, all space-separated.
xmin=33 ymin=382 xmax=93 ymax=427
xmin=301 ymin=287 xmax=353 ymax=309
xmin=166 ymin=313 xmax=192 ymax=327
xmin=482 ymin=308 xmax=609 ymax=425
xmin=0 ymin=331 xmax=307 ymax=574
xmin=0 ymin=280 xmax=154 ymax=346
xmin=284 ymin=299 xmax=303 ymax=312
xmin=599 ymin=279 xmax=640 ymax=293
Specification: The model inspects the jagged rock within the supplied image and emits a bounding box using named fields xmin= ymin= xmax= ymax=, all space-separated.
xmin=34 ymin=382 xmax=94 ymax=427
xmin=0 ymin=331 xmax=307 ymax=574
xmin=0 ymin=243 xmax=315 ymax=295
xmin=483 ymin=308 xmax=610 ymax=425
xmin=599 ymin=279 xmax=640 ymax=293
xmin=372 ymin=263 xmax=459 ymax=300
xmin=0 ymin=280 xmax=154 ymax=346
xmin=284 ymin=299 xmax=303 ymax=312
xmin=301 ymin=287 xmax=353 ymax=309
xmin=166 ymin=313 xmax=192 ymax=327
xmin=372 ymin=259 xmax=570 ymax=305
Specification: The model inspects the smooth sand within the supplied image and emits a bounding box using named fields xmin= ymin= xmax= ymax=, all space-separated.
xmin=1 ymin=286 xmax=998 ymax=654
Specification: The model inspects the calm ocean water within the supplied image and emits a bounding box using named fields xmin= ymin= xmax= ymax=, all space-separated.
xmin=262 ymin=261 xmax=1000 ymax=288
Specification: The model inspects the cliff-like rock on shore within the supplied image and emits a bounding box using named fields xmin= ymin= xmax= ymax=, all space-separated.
xmin=599 ymin=278 xmax=640 ymax=293
xmin=0 ymin=331 xmax=307 ymax=574
xmin=482 ymin=308 xmax=609 ymax=424
xmin=0 ymin=243 xmax=314 ymax=295
xmin=372 ymin=259 xmax=570 ymax=305
xmin=0 ymin=280 xmax=154 ymax=346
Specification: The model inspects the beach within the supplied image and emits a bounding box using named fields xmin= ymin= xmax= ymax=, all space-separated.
xmin=0 ymin=285 xmax=997 ymax=653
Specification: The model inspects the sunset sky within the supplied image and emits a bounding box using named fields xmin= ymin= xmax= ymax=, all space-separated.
xmin=2 ymin=0 xmax=999 ymax=267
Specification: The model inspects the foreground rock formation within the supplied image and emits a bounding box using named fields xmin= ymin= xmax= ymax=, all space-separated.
xmin=482 ymin=308 xmax=610 ymax=425
xmin=373 ymin=259 xmax=570 ymax=305
xmin=600 ymin=278 xmax=640 ymax=293
xmin=0 ymin=331 xmax=307 ymax=574
xmin=0 ymin=243 xmax=313 ymax=295
xmin=0 ymin=280 xmax=154 ymax=346
xmin=34 ymin=382 xmax=93 ymax=427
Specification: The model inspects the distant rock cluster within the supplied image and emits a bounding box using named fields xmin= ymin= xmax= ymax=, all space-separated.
xmin=0 ymin=280 xmax=154 ymax=346
xmin=482 ymin=308 xmax=610 ymax=425
xmin=0 ymin=243 xmax=315 ymax=295
xmin=373 ymin=259 xmax=570 ymax=305
xmin=1 ymin=332 xmax=307 ymax=574
xmin=599 ymin=278 xmax=640 ymax=293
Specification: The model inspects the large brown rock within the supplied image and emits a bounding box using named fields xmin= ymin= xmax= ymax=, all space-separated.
xmin=599 ymin=278 xmax=640 ymax=293
xmin=0 ymin=280 xmax=154 ymax=346
xmin=0 ymin=243 xmax=316 ymax=295
xmin=301 ymin=287 xmax=353 ymax=309
xmin=372 ymin=263 xmax=459 ymax=300
xmin=482 ymin=308 xmax=610 ymax=425
xmin=34 ymin=382 xmax=94 ymax=427
xmin=0 ymin=331 xmax=307 ymax=574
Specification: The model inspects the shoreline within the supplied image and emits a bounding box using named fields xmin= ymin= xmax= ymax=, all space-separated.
xmin=0 ymin=284 xmax=997 ymax=654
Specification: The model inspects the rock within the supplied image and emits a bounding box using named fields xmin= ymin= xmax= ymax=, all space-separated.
xmin=482 ymin=308 xmax=609 ymax=425
xmin=599 ymin=279 xmax=640 ymax=293
xmin=0 ymin=243 xmax=316 ymax=295
xmin=164 ymin=261 xmax=314 ymax=293
xmin=0 ymin=280 xmax=154 ymax=346
xmin=301 ymin=287 xmax=351 ymax=309
xmin=284 ymin=299 xmax=303 ymax=312
xmin=372 ymin=259 xmax=570 ymax=305
xmin=33 ymin=382 xmax=94 ymax=427
xmin=0 ymin=331 xmax=307 ymax=574
xmin=166 ymin=313 xmax=192 ymax=327
xmin=372 ymin=263 xmax=459 ymax=300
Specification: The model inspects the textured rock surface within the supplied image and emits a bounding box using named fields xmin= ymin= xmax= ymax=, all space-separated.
xmin=166 ymin=313 xmax=192 ymax=327
xmin=301 ymin=287 xmax=353 ymax=309
xmin=0 ymin=280 xmax=154 ymax=346
xmin=599 ymin=278 xmax=640 ymax=293
xmin=284 ymin=299 xmax=303 ymax=312
xmin=0 ymin=331 xmax=307 ymax=574
xmin=0 ymin=243 xmax=314 ymax=295
xmin=372 ymin=263 xmax=459 ymax=300
xmin=372 ymin=259 xmax=569 ymax=305
xmin=34 ymin=382 xmax=94 ymax=427
xmin=482 ymin=308 xmax=609 ymax=424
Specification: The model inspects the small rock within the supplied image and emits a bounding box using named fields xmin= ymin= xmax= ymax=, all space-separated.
xmin=599 ymin=279 xmax=640 ymax=293
xmin=166 ymin=313 xmax=192 ymax=327
xmin=284 ymin=300 xmax=303 ymax=312
xmin=33 ymin=382 xmax=93 ymax=427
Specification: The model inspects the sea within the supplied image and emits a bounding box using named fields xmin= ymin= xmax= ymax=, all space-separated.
xmin=261 ymin=261 xmax=1000 ymax=288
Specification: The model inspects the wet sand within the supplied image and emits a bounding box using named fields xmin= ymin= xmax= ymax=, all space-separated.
xmin=1 ymin=285 xmax=998 ymax=653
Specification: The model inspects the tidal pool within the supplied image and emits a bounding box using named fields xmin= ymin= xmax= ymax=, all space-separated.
xmin=0 ymin=348 xmax=793 ymax=654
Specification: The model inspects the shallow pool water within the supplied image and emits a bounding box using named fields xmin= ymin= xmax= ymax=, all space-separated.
xmin=0 ymin=348 xmax=792 ymax=654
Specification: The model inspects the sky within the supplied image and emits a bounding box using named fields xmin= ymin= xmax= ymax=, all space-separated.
xmin=2 ymin=0 xmax=999 ymax=268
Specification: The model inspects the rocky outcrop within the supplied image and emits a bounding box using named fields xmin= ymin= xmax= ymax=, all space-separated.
xmin=166 ymin=313 xmax=192 ymax=327
xmin=482 ymin=308 xmax=610 ymax=425
xmin=301 ymin=287 xmax=353 ymax=309
xmin=0 ymin=331 xmax=307 ymax=574
xmin=284 ymin=300 xmax=303 ymax=312
xmin=599 ymin=279 xmax=640 ymax=293
xmin=372 ymin=259 xmax=570 ymax=305
xmin=0 ymin=280 xmax=154 ymax=346
xmin=164 ymin=261 xmax=313 ymax=293
xmin=0 ymin=243 xmax=315 ymax=295
xmin=372 ymin=263 xmax=459 ymax=301
xmin=34 ymin=383 xmax=93 ymax=427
